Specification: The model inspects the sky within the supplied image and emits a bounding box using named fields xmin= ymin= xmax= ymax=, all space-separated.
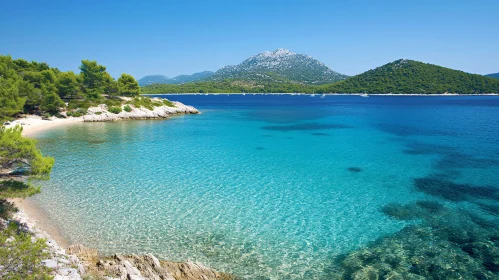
xmin=1 ymin=0 xmax=498 ymax=79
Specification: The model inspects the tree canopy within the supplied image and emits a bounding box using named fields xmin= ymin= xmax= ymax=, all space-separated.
xmin=0 ymin=55 xmax=142 ymax=119
xmin=118 ymin=73 xmax=141 ymax=96
xmin=0 ymin=126 xmax=54 ymax=179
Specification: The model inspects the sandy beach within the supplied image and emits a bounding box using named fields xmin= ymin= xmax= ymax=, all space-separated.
xmin=5 ymin=115 xmax=84 ymax=137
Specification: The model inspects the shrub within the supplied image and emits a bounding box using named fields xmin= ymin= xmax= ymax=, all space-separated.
xmin=68 ymin=100 xmax=94 ymax=110
xmin=162 ymin=99 xmax=175 ymax=107
xmin=130 ymin=97 xmax=163 ymax=110
xmin=108 ymin=106 xmax=122 ymax=114
xmin=66 ymin=108 xmax=87 ymax=117
xmin=41 ymin=113 xmax=51 ymax=120
xmin=0 ymin=222 xmax=52 ymax=279
xmin=104 ymin=98 xmax=122 ymax=107
xmin=123 ymin=105 xmax=132 ymax=112
xmin=95 ymin=112 xmax=102 ymax=115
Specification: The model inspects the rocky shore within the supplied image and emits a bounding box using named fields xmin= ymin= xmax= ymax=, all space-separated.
xmin=83 ymin=100 xmax=199 ymax=122
xmin=8 ymin=209 xmax=234 ymax=280
xmin=5 ymin=98 xmax=200 ymax=136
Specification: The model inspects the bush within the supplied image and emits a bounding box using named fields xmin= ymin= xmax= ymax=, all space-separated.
xmin=95 ymin=112 xmax=102 ymax=115
xmin=0 ymin=222 xmax=53 ymax=279
xmin=41 ymin=113 xmax=51 ymax=120
xmin=162 ymin=99 xmax=175 ymax=107
xmin=66 ymin=108 xmax=87 ymax=117
xmin=130 ymin=97 xmax=163 ymax=110
xmin=68 ymin=100 xmax=94 ymax=110
xmin=123 ymin=105 xmax=132 ymax=112
xmin=108 ymin=106 xmax=122 ymax=114
xmin=104 ymin=98 xmax=122 ymax=107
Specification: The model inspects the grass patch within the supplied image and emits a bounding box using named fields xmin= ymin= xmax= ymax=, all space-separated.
xmin=162 ymin=99 xmax=175 ymax=107
xmin=108 ymin=107 xmax=122 ymax=114
xmin=128 ymin=97 xmax=164 ymax=110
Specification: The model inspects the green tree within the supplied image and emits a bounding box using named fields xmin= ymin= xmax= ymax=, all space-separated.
xmin=40 ymin=69 xmax=56 ymax=85
xmin=40 ymin=84 xmax=65 ymax=114
xmin=0 ymin=126 xmax=54 ymax=179
xmin=56 ymin=71 xmax=81 ymax=99
xmin=118 ymin=73 xmax=140 ymax=96
xmin=79 ymin=60 xmax=107 ymax=99
xmin=0 ymin=126 xmax=54 ymax=279
xmin=0 ymin=78 xmax=26 ymax=120
xmin=104 ymin=72 xmax=119 ymax=96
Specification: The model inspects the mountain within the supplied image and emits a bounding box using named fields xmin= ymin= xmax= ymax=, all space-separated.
xmin=138 ymin=75 xmax=171 ymax=86
xmin=138 ymin=71 xmax=214 ymax=86
xmin=322 ymin=59 xmax=499 ymax=94
xmin=486 ymin=73 xmax=499 ymax=79
xmin=167 ymin=71 xmax=214 ymax=84
xmin=210 ymin=48 xmax=348 ymax=84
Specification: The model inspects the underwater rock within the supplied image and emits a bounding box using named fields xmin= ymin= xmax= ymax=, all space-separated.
xmin=325 ymin=202 xmax=499 ymax=279
xmin=347 ymin=167 xmax=362 ymax=173
xmin=413 ymin=176 xmax=499 ymax=202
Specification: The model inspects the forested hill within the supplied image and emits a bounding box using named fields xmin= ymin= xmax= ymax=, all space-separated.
xmin=486 ymin=73 xmax=499 ymax=79
xmin=321 ymin=59 xmax=499 ymax=94
xmin=142 ymin=59 xmax=499 ymax=94
xmin=0 ymin=55 xmax=141 ymax=121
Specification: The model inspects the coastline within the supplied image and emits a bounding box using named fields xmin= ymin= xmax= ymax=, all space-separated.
xmin=10 ymin=197 xmax=70 ymax=248
xmin=3 ymin=100 xmax=235 ymax=279
xmin=145 ymin=93 xmax=499 ymax=96
xmin=5 ymin=115 xmax=84 ymax=137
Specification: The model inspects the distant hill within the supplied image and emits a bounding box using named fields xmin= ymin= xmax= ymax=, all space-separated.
xmin=138 ymin=71 xmax=214 ymax=86
xmin=321 ymin=59 xmax=499 ymax=94
xmin=167 ymin=71 xmax=214 ymax=84
xmin=486 ymin=73 xmax=499 ymax=79
xmin=210 ymin=48 xmax=348 ymax=84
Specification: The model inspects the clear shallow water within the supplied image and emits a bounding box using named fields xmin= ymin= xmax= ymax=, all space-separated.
xmin=31 ymin=95 xmax=499 ymax=279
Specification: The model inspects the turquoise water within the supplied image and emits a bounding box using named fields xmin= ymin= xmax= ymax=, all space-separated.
xmin=31 ymin=95 xmax=499 ymax=279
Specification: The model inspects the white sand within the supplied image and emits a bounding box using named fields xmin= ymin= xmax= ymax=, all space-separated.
xmin=4 ymin=115 xmax=83 ymax=137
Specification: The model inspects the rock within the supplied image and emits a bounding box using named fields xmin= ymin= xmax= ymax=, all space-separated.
xmin=42 ymin=259 xmax=59 ymax=269
xmin=67 ymin=244 xmax=98 ymax=262
xmin=83 ymin=99 xmax=199 ymax=122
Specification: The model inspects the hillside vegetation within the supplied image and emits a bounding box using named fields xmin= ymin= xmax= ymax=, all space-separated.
xmin=0 ymin=55 xmax=141 ymax=121
xmin=143 ymin=59 xmax=499 ymax=94
xmin=321 ymin=59 xmax=499 ymax=94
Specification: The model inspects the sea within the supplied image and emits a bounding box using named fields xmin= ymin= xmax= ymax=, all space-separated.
xmin=30 ymin=94 xmax=499 ymax=279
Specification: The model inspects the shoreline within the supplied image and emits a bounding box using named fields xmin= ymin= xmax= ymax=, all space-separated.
xmin=10 ymin=197 xmax=70 ymax=248
xmin=5 ymin=115 xmax=84 ymax=137
xmin=145 ymin=93 xmax=499 ymax=96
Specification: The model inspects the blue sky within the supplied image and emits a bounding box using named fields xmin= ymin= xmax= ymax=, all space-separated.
xmin=1 ymin=0 xmax=498 ymax=78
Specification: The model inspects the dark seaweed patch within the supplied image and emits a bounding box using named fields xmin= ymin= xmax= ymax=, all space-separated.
xmin=245 ymin=109 xmax=329 ymax=124
xmin=475 ymin=202 xmax=499 ymax=216
xmin=88 ymin=139 xmax=107 ymax=145
xmin=255 ymin=147 xmax=265 ymax=151
xmin=381 ymin=203 xmax=421 ymax=220
xmin=261 ymin=122 xmax=351 ymax=132
xmin=415 ymin=200 xmax=445 ymax=213
xmin=376 ymin=123 xmax=457 ymax=137
xmin=413 ymin=177 xmax=499 ymax=202
xmin=347 ymin=167 xmax=362 ymax=173
xmin=311 ymin=132 xmax=330 ymax=136
xmin=324 ymin=201 xmax=499 ymax=279
xmin=402 ymin=141 xmax=499 ymax=170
